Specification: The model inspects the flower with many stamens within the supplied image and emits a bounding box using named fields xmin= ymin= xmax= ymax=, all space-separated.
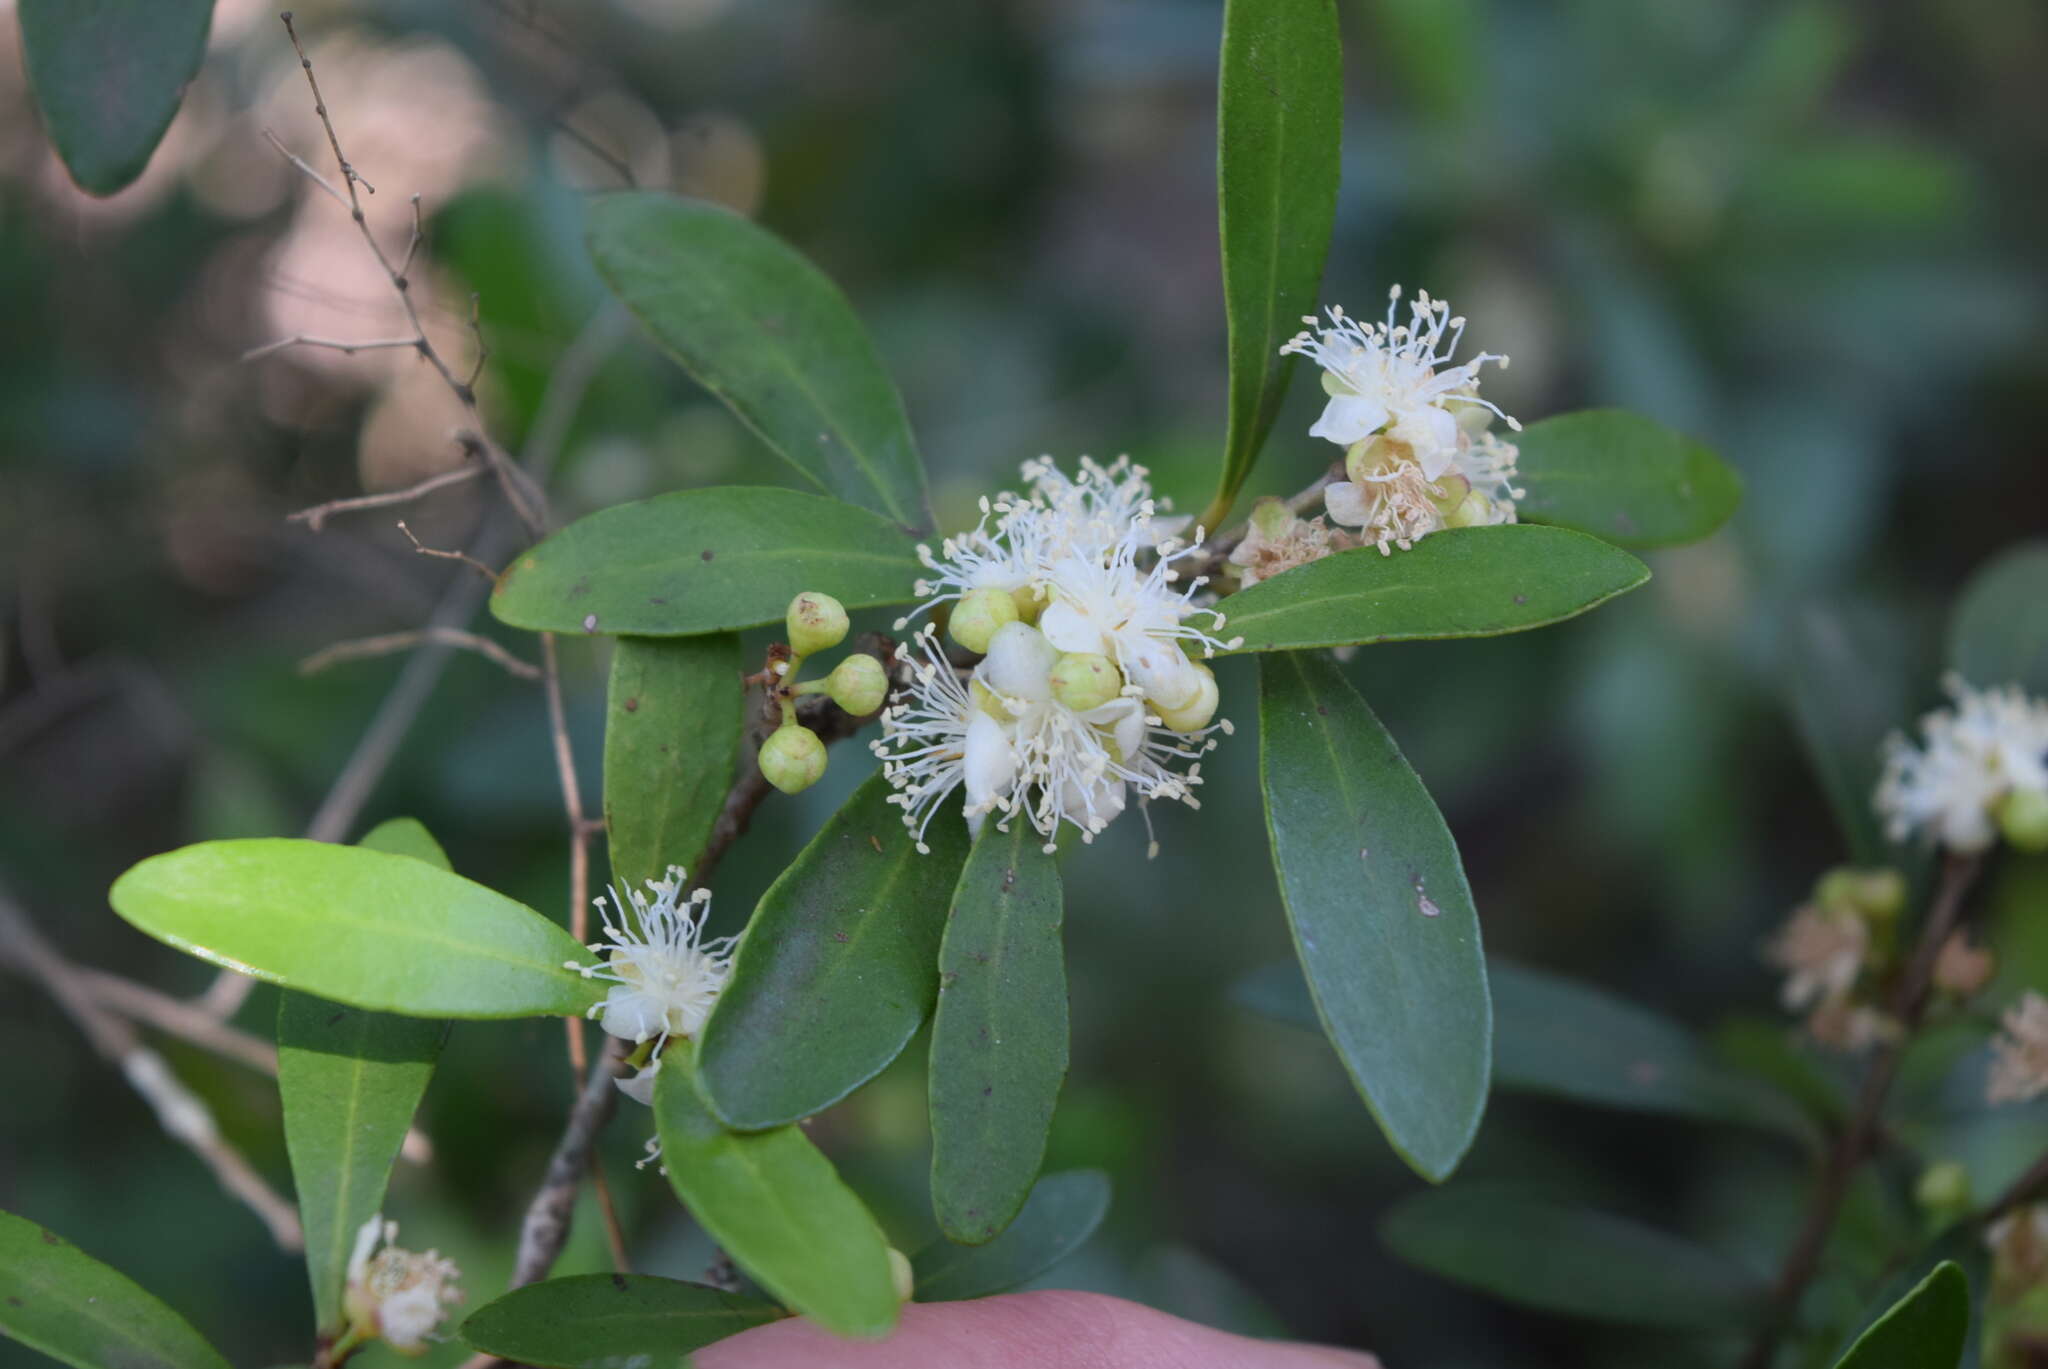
xmin=1875 ymin=675 xmax=2048 ymax=854
xmin=343 ymin=1215 xmax=463 ymax=1356
xmin=567 ymin=866 xmax=735 ymax=1054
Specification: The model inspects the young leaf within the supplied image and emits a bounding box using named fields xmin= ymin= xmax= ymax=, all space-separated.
xmin=1207 ymin=0 xmax=1342 ymax=529
xmin=1379 ymin=1183 xmax=1770 ymax=1330
xmin=0 ymin=1208 xmax=229 ymax=1369
xmin=912 ymin=1169 xmax=1112 ymax=1303
xmin=459 ymin=1274 xmax=782 ymax=1366
xmin=490 ymin=487 xmax=921 ymax=637
xmin=605 ymin=634 xmax=744 ymax=890
xmin=18 ymin=0 xmax=212 ymax=196
xmin=1258 ymin=653 xmax=1490 ymax=1181
xmin=1831 ymin=1260 xmax=1969 ymax=1369
xmin=1217 ymin=527 xmax=1649 ymax=654
xmin=587 ymin=192 xmax=931 ymax=530
xmin=278 ymin=811 xmax=452 ymax=1334
xmin=1947 ymin=540 xmax=2048 ymax=694
xmin=929 ymin=825 xmax=1068 ymax=1244
xmin=110 ymin=839 xmax=604 ymax=1019
xmin=1514 ymin=409 xmax=1742 ymax=550
xmin=696 ymin=773 xmax=971 ymax=1130
xmin=653 ymin=1050 xmax=899 ymax=1339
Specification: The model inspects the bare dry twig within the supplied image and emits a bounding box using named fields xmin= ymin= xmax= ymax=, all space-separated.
xmin=288 ymin=461 xmax=484 ymax=532
xmin=299 ymin=627 xmax=540 ymax=681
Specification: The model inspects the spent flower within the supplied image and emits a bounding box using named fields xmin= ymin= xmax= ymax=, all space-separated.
xmin=343 ymin=1215 xmax=463 ymax=1355
xmin=1989 ymin=991 xmax=2048 ymax=1106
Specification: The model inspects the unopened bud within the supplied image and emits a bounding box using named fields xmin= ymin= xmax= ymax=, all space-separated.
xmin=889 ymin=1247 xmax=915 ymax=1303
xmin=1048 ymin=652 xmax=1122 ymax=713
xmin=1816 ymin=866 xmax=1905 ymax=921
xmin=759 ymin=725 xmax=827 ymax=794
xmin=827 ymin=653 xmax=888 ymax=716
xmin=1153 ymin=663 xmax=1220 ymax=734
xmin=949 ymin=587 xmax=1019 ymax=655
xmin=786 ymin=593 xmax=849 ymax=656
xmin=1999 ymin=788 xmax=2048 ymax=853
xmin=1914 ymin=1161 xmax=1972 ymax=1219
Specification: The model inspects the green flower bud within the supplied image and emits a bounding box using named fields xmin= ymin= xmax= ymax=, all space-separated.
xmin=785 ymin=592 xmax=848 ymax=656
xmin=1999 ymin=788 xmax=2048 ymax=853
xmin=758 ymin=724 xmax=827 ymax=794
xmin=1816 ymin=866 xmax=1906 ymax=920
xmin=948 ymin=586 xmax=1019 ymax=655
xmin=888 ymin=1247 xmax=914 ymax=1303
xmin=826 ymin=653 xmax=888 ymax=716
xmin=1153 ymin=663 xmax=1220 ymax=734
xmin=1048 ymin=652 xmax=1122 ymax=713
xmin=1913 ymin=1160 xmax=1972 ymax=1218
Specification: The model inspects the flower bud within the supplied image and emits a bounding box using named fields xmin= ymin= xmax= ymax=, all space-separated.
xmin=1816 ymin=866 xmax=1906 ymax=921
xmin=1153 ymin=662 xmax=1220 ymax=734
xmin=826 ymin=653 xmax=888 ymax=716
xmin=786 ymin=592 xmax=849 ymax=656
xmin=889 ymin=1247 xmax=915 ymax=1303
xmin=1914 ymin=1160 xmax=1972 ymax=1220
xmin=948 ymin=586 xmax=1020 ymax=654
xmin=1999 ymin=788 xmax=2048 ymax=852
xmin=1048 ymin=652 xmax=1122 ymax=713
xmin=759 ymin=724 xmax=827 ymax=794
xmin=980 ymin=622 xmax=1059 ymax=702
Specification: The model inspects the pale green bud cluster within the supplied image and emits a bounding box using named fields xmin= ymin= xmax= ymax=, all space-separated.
xmin=1998 ymin=787 xmax=2048 ymax=852
xmin=756 ymin=591 xmax=898 ymax=795
xmin=1813 ymin=866 xmax=1907 ymax=923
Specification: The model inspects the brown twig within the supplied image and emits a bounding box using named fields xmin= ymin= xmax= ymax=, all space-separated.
xmin=287 ymin=462 xmax=484 ymax=532
xmin=396 ymin=521 xmax=500 ymax=581
xmin=1986 ymin=1149 xmax=2048 ymax=1225
xmin=1738 ymin=853 xmax=1983 ymax=1369
xmin=299 ymin=628 xmax=540 ymax=681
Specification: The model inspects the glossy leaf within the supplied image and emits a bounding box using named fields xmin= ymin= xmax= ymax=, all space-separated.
xmin=587 ymin=192 xmax=930 ymax=529
xmin=929 ymin=825 xmax=1067 ymax=1244
xmin=459 ymin=1274 xmax=781 ymax=1366
xmin=1785 ymin=603 xmax=1918 ymax=867
xmin=1948 ymin=541 xmax=2048 ymax=694
xmin=18 ymin=0 xmax=212 ymax=196
xmin=605 ymin=634 xmax=744 ymax=890
xmin=110 ymin=839 xmax=604 ymax=1019
xmin=1258 ymin=653 xmax=1489 ymax=1181
xmin=490 ymin=487 xmax=921 ymax=637
xmin=1207 ymin=0 xmax=1341 ymax=527
xmin=1515 ymin=409 xmax=1742 ymax=549
xmin=1217 ymin=527 xmax=1649 ymax=655
xmin=697 ymin=773 xmax=971 ymax=1130
xmin=1832 ymin=1261 xmax=1969 ymax=1369
xmin=277 ymin=818 xmax=451 ymax=1333
xmin=653 ymin=1050 xmax=899 ymax=1339
xmin=912 ymin=1169 xmax=1112 ymax=1303
xmin=0 ymin=1208 xmax=229 ymax=1369
xmin=1380 ymin=1183 xmax=1770 ymax=1330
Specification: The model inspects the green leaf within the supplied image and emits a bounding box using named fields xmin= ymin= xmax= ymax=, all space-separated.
xmin=696 ymin=773 xmax=971 ymax=1130
xmin=1217 ymin=527 xmax=1649 ymax=655
xmin=587 ymin=192 xmax=930 ymax=529
xmin=279 ymin=818 xmax=449 ymax=1333
xmin=605 ymin=634 xmax=744 ymax=890
xmin=1514 ymin=409 xmax=1743 ymax=550
xmin=929 ymin=825 xmax=1067 ymax=1244
xmin=653 ymin=1049 xmax=899 ymax=1339
xmin=490 ymin=487 xmax=922 ymax=637
xmin=1380 ymin=1183 xmax=1770 ymax=1330
xmin=0 ymin=1208 xmax=229 ymax=1369
xmin=1948 ymin=541 xmax=2048 ymax=694
xmin=18 ymin=0 xmax=212 ymax=196
xmin=912 ymin=1169 xmax=1112 ymax=1303
xmin=1785 ymin=603 xmax=1919 ymax=868
xmin=109 ymin=839 xmax=604 ymax=1019
xmin=1831 ymin=1261 xmax=1969 ymax=1369
xmin=1207 ymin=0 xmax=1341 ymax=528
xmin=1258 ymin=653 xmax=1489 ymax=1181
xmin=458 ymin=1274 xmax=782 ymax=1366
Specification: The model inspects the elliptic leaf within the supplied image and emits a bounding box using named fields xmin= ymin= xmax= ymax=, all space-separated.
xmin=929 ymin=825 xmax=1068 ymax=1243
xmin=605 ymin=634 xmax=744 ymax=890
xmin=0 ymin=1208 xmax=229 ymax=1369
xmin=653 ymin=1051 xmax=899 ymax=1339
xmin=490 ymin=487 xmax=921 ymax=637
xmin=1948 ymin=541 xmax=2048 ymax=694
xmin=1258 ymin=653 xmax=1489 ymax=1181
xmin=912 ymin=1170 xmax=1112 ymax=1304
xmin=1217 ymin=527 xmax=1649 ymax=655
xmin=18 ymin=0 xmax=212 ymax=196
xmin=587 ymin=192 xmax=931 ymax=529
xmin=1207 ymin=0 xmax=1342 ymax=527
xmin=459 ymin=1274 xmax=782 ymax=1366
xmin=1831 ymin=1261 xmax=1969 ymax=1369
xmin=1515 ymin=409 xmax=1742 ymax=549
xmin=696 ymin=773 xmax=971 ymax=1130
xmin=110 ymin=839 xmax=604 ymax=1019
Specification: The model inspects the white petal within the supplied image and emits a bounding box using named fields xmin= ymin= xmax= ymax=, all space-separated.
xmin=1308 ymin=395 xmax=1388 ymax=446
xmin=1036 ymin=599 xmax=1102 ymax=655
xmin=1397 ymin=406 xmax=1461 ymax=479
xmin=978 ymin=622 xmax=1059 ymax=700
xmin=1322 ymin=481 xmax=1373 ymax=528
xmin=1058 ymin=771 xmax=1126 ymax=831
xmin=615 ymin=1060 xmax=661 ymax=1106
xmin=1124 ymin=637 xmax=1201 ymax=711
xmin=1083 ymin=697 xmax=1148 ymax=761
xmin=963 ymin=710 xmax=1019 ymax=814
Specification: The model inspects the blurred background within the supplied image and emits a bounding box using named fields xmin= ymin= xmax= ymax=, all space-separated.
xmin=2 ymin=0 xmax=2045 ymax=1364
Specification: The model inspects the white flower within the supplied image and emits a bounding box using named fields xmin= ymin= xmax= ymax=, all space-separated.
xmin=898 ymin=493 xmax=1050 ymax=627
xmin=343 ymin=1215 xmax=462 ymax=1355
xmin=1020 ymin=454 xmax=1188 ymax=557
xmin=1990 ymin=991 xmax=2048 ymax=1106
xmin=1281 ymin=286 xmax=1517 ymax=480
xmin=1875 ymin=675 xmax=2048 ymax=853
xmin=1764 ymin=902 xmax=1869 ymax=1012
xmin=1035 ymin=528 xmax=1236 ymax=711
xmin=567 ymin=866 xmax=735 ymax=1051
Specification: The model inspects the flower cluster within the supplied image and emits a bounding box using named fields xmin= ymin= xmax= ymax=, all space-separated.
xmin=1763 ymin=867 xmax=1904 ymax=1051
xmin=1875 ymin=675 xmax=2048 ymax=854
xmin=1283 ymin=287 xmax=1524 ymax=554
xmin=343 ymin=1215 xmax=463 ymax=1356
xmin=877 ymin=458 xmax=1238 ymax=854
xmin=1990 ymin=991 xmax=2048 ymax=1106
